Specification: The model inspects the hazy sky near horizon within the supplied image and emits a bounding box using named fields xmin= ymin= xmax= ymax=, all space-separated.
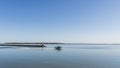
xmin=0 ymin=0 xmax=120 ymax=43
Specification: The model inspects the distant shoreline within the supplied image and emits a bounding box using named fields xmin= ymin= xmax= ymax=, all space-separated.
xmin=0 ymin=42 xmax=120 ymax=48
xmin=1 ymin=42 xmax=120 ymax=45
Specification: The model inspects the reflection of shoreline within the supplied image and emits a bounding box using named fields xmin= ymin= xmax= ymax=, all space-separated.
xmin=0 ymin=46 xmax=13 ymax=49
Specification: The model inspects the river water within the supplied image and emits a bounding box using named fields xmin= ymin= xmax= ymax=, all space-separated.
xmin=0 ymin=44 xmax=120 ymax=68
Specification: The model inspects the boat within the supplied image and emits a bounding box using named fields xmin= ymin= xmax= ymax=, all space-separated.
xmin=55 ymin=46 xmax=62 ymax=50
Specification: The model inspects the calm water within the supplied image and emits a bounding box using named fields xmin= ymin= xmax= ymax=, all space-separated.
xmin=0 ymin=45 xmax=120 ymax=68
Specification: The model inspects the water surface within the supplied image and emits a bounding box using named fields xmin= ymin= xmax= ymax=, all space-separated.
xmin=0 ymin=45 xmax=120 ymax=68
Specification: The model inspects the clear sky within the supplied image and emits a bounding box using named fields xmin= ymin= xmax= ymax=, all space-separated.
xmin=0 ymin=0 xmax=120 ymax=43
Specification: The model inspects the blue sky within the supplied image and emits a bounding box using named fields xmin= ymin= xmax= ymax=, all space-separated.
xmin=0 ymin=0 xmax=120 ymax=43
